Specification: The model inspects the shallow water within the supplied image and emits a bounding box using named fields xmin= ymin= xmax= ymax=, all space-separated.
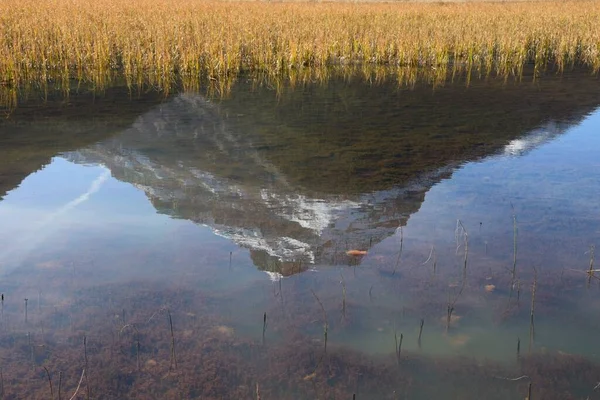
xmin=1 ymin=71 xmax=600 ymax=399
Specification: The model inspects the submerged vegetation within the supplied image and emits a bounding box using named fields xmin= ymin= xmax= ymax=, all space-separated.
xmin=0 ymin=240 xmax=599 ymax=399
xmin=1 ymin=0 xmax=600 ymax=94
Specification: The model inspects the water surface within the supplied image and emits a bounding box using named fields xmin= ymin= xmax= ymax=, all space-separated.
xmin=1 ymin=71 xmax=600 ymax=399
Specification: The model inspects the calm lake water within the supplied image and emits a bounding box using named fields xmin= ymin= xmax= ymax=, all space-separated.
xmin=1 ymin=70 xmax=600 ymax=399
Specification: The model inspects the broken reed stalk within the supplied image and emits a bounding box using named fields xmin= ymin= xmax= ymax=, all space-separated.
xmin=167 ymin=309 xmax=178 ymax=371
xmin=340 ymin=272 xmax=347 ymax=320
xmin=422 ymin=245 xmax=434 ymax=266
xmin=58 ymin=371 xmax=62 ymax=400
xmin=69 ymin=369 xmax=85 ymax=400
xmin=392 ymin=227 xmax=403 ymax=276
xmin=528 ymin=382 xmax=532 ymax=400
xmin=455 ymin=220 xmax=464 ymax=253
xmin=422 ymin=244 xmax=437 ymax=275
xmin=394 ymin=331 xmax=403 ymax=365
xmin=43 ymin=367 xmax=54 ymax=400
xmin=517 ymin=337 xmax=521 ymax=361
xmin=447 ymin=220 xmax=468 ymax=332
xmin=262 ymin=312 xmax=267 ymax=345
xmin=529 ymin=267 xmax=537 ymax=353
xmin=418 ymin=318 xmax=424 ymax=348
xmin=310 ymin=289 xmax=328 ymax=354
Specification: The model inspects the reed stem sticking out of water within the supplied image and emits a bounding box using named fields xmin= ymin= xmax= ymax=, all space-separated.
xmin=58 ymin=371 xmax=62 ymax=400
xmin=517 ymin=337 xmax=521 ymax=361
xmin=447 ymin=221 xmax=468 ymax=332
xmin=505 ymin=207 xmax=521 ymax=313
xmin=262 ymin=312 xmax=267 ymax=346
xmin=458 ymin=220 xmax=469 ymax=281
xmin=84 ymin=336 xmax=90 ymax=400
xmin=394 ymin=331 xmax=403 ymax=365
xmin=24 ymin=298 xmax=28 ymax=324
xmin=311 ymin=289 xmax=328 ymax=354
xmin=446 ymin=304 xmax=454 ymax=333
xmin=587 ymin=245 xmax=595 ymax=287
xmin=119 ymin=324 xmax=141 ymax=371
xmin=392 ymin=227 xmax=403 ymax=276
xmin=278 ymin=272 xmax=283 ymax=298
xmin=28 ymin=332 xmax=34 ymax=365
xmin=83 ymin=336 xmax=88 ymax=367
xmin=136 ymin=338 xmax=141 ymax=372
xmin=423 ymin=245 xmax=438 ymax=275
xmin=529 ymin=267 xmax=537 ymax=353
xmin=43 ymin=367 xmax=54 ymax=400
xmin=510 ymin=206 xmax=518 ymax=292
xmin=418 ymin=319 xmax=424 ymax=348
xmin=527 ymin=382 xmax=533 ymax=400
xmin=167 ymin=309 xmax=177 ymax=371
xmin=340 ymin=272 xmax=347 ymax=321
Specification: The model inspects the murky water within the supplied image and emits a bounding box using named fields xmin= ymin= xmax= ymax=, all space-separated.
xmin=1 ymin=70 xmax=600 ymax=399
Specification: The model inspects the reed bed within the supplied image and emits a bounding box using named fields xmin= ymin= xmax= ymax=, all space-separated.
xmin=1 ymin=0 xmax=600 ymax=92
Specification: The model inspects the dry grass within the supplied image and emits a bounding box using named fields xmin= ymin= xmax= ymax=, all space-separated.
xmin=1 ymin=0 xmax=600 ymax=92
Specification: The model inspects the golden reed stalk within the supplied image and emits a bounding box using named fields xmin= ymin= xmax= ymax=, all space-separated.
xmin=1 ymin=0 xmax=599 ymax=92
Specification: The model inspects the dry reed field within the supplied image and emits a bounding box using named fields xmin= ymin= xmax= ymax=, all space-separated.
xmin=1 ymin=0 xmax=600 ymax=91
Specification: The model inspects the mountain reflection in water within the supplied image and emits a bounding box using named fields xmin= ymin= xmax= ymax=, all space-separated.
xmin=46 ymin=73 xmax=599 ymax=277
